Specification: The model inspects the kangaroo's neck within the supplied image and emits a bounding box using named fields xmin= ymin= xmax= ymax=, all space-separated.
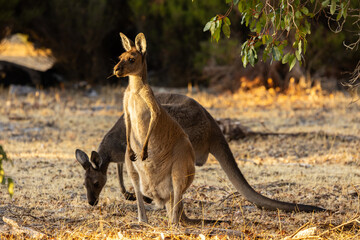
xmin=97 ymin=149 xmax=111 ymax=174
xmin=128 ymin=59 xmax=148 ymax=92
xmin=100 ymin=161 xmax=110 ymax=174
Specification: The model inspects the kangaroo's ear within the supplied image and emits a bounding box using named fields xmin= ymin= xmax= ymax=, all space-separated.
xmin=135 ymin=33 xmax=147 ymax=55
xmin=119 ymin=32 xmax=134 ymax=51
xmin=90 ymin=151 xmax=102 ymax=169
xmin=75 ymin=149 xmax=91 ymax=170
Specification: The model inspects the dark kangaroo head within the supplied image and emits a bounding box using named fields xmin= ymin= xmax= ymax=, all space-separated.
xmin=113 ymin=32 xmax=147 ymax=78
xmin=75 ymin=149 xmax=107 ymax=206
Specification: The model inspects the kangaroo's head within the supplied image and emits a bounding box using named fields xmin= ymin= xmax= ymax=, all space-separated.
xmin=75 ymin=149 xmax=107 ymax=206
xmin=113 ymin=32 xmax=147 ymax=78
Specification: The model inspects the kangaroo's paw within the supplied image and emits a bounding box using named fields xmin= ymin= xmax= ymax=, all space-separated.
xmin=128 ymin=149 xmax=136 ymax=161
xmin=141 ymin=144 xmax=148 ymax=161
xmin=141 ymin=151 xmax=148 ymax=161
xmin=141 ymin=146 xmax=148 ymax=161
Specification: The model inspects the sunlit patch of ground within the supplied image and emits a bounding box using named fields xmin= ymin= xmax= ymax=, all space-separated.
xmin=0 ymin=85 xmax=359 ymax=239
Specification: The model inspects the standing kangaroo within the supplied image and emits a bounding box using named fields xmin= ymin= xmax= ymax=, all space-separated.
xmin=76 ymin=40 xmax=326 ymax=214
xmin=113 ymin=32 xmax=221 ymax=225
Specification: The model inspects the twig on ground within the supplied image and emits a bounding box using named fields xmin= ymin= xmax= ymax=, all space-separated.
xmin=2 ymin=216 xmax=47 ymax=239
xmin=284 ymin=222 xmax=310 ymax=239
xmin=319 ymin=215 xmax=360 ymax=237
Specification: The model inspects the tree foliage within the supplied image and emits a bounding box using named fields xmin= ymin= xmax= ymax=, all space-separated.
xmin=0 ymin=1 xmax=358 ymax=88
xmin=203 ymin=0 xmax=359 ymax=77
xmin=0 ymin=145 xmax=13 ymax=197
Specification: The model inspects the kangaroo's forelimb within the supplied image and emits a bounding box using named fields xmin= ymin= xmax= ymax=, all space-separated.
xmin=139 ymin=88 xmax=161 ymax=161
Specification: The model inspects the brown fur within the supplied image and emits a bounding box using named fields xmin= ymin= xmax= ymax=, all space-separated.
xmin=113 ymin=32 xmax=216 ymax=225
xmin=76 ymin=37 xmax=326 ymax=215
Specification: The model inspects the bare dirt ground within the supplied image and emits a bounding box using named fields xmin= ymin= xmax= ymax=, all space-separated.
xmin=0 ymin=85 xmax=359 ymax=239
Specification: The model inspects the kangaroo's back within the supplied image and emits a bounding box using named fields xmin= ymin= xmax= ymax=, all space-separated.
xmin=97 ymin=116 xmax=127 ymax=163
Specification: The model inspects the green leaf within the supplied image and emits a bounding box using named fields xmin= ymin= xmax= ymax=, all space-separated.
xmin=245 ymin=13 xmax=251 ymax=26
xmin=289 ymin=55 xmax=296 ymax=71
xmin=241 ymin=13 xmax=247 ymax=24
xmin=336 ymin=8 xmax=343 ymax=21
xmin=251 ymin=46 xmax=258 ymax=59
xmin=295 ymin=50 xmax=301 ymax=61
xmin=282 ymin=53 xmax=291 ymax=64
xmin=224 ymin=17 xmax=231 ymax=26
xmin=0 ymin=169 xmax=4 ymax=184
xmin=214 ymin=27 xmax=221 ymax=42
xmin=295 ymin=11 xmax=302 ymax=18
xmin=304 ymin=20 xmax=311 ymax=34
xmin=233 ymin=0 xmax=240 ymax=5
xmin=343 ymin=4 xmax=348 ymax=18
xmin=330 ymin=0 xmax=336 ymax=15
xmin=298 ymin=40 xmax=302 ymax=54
xmin=8 ymin=178 xmax=14 ymax=197
xmin=248 ymin=50 xmax=255 ymax=66
xmin=250 ymin=19 xmax=256 ymax=30
xmin=322 ymin=0 xmax=330 ymax=7
xmin=272 ymin=46 xmax=281 ymax=61
xmin=242 ymin=54 xmax=248 ymax=68
xmin=203 ymin=21 xmax=212 ymax=32
xmin=338 ymin=2 xmax=346 ymax=20
xmin=255 ymin=21 xmax=262 ymax=33
xmin=0 ymin=146 xmax=9 ymax=162
xmin=238 ymin=1 xmax=244 ymax=12
xmin=215 ymin=19 xmax=222 ymax=29
xmin=262 ymin=35 xmax=267 ymax=44
xmin=266 ymin=35 xmax=273 ymax=44
xmin=280 ymin=20 xmax=285 ymax=30
xmin=222 ymin=24 xmax=231 ymax=38
xmin=241 ymin=41 xmax=247 ymax=53
xmin=254 ymin=40 xmax=262 ymax=48
xmin=210 ymin=21 xmax=216 ymax=35
xmin=301 ymin=7 xmax=309 ymax=15
xmin=226 ymin=0 xmax=232 ymax=3
xmin=284 ymin=16 xmax=290 ymax=31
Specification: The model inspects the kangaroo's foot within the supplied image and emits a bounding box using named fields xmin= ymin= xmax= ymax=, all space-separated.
xmin=124 ymin=191 xmax=136 ymax=201
xmin=143 ymin=195 xmax=152 ymax=204
xmin=123 ymin=191 xmax=153 ymax=204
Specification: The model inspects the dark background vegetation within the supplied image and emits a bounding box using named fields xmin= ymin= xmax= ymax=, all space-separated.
xmin=0 ymin=0 xmax=359 ymax=90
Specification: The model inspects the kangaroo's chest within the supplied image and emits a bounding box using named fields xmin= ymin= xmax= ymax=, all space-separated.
xmin=126 ymin=93 xmax=151 ymax=145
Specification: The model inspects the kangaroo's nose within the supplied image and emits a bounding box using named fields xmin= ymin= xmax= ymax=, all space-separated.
xmin=113 ymin=64 xmax=123 ymax=77
xmin=113 ymin=65 xmax=119 ymax=74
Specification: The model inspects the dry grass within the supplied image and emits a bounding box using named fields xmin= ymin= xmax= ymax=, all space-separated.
xmin=0 ymin=85 xmax=359 ymax=239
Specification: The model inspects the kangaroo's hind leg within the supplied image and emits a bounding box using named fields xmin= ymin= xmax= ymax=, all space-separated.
xmin=168 ymin=138 xmax=195 ymax=225
xmin=117 ymin=163 xmax=136 ymax=201
xmin=125 ymin=153 xmax=148 ymax=223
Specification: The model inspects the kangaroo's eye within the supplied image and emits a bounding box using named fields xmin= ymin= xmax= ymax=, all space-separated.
xmin=129 ymin=58 xmax=135 ymax=63
xmin=94 ymin=182 xmax=99 ymax=188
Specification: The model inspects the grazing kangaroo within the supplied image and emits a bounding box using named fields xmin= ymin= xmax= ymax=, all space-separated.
xmin=113 ymin=32 xmax=222 ymax=225
xmin=76 ymin=44 xmax=326 ymax=214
